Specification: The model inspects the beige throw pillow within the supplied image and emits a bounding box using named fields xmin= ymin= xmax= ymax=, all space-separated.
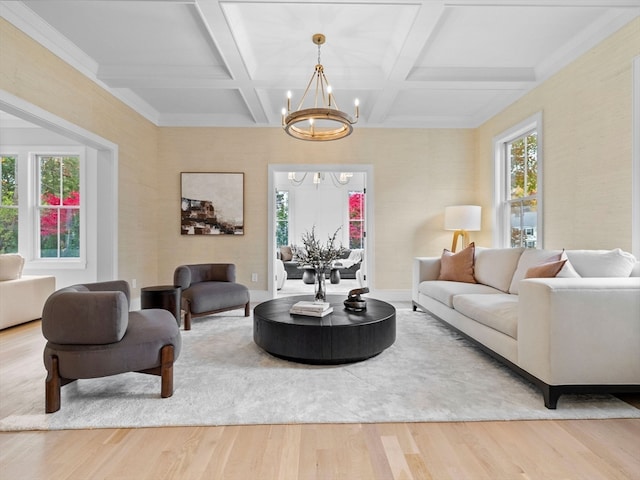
xmin=0 ymin=253 xmax=25 ymax=281
xmin=438 ymin=242 xmax=476 ymax=284
xmin=280 ymin=246 xmax=293 ymax=262
xmin=525 ymin=259 xmax=567 ymax=279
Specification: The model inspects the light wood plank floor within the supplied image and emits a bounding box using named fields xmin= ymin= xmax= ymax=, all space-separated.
xmin=1 ymin=319 xmax=639 ymax=480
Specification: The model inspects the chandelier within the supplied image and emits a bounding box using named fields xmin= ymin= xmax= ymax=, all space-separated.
xmin=281 ymin=34 xmax=359 ymax=141
xmin=288 ymin=171 xmax=354 ymax=187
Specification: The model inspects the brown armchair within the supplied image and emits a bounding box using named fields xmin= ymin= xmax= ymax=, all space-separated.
xmin=174 ymin=263 xmax=250 ymax=330
xmin=41 ymin=280 xmax=181 ymax=413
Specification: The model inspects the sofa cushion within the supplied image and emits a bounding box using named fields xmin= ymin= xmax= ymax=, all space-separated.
xmin=565 ymin=249 xmax=637 ymax=277
xmin=333 ymin=249 xmax=363 ymax=269
xmin=474 ymin=247 xmax=523 ymax=292
xmin=452 ymin=293 xmax=519 ymax=339
xmin=509 ymin=249 xmax=562 ymax=294
xmin=183 ymin=281 xmax=249 ymax=314
xmin=0 ymin=253 xmax=25 ymax=281
xmin=556 ymin=250 xmax=581 ymax=278
xmin=419 ymin=280 xmax=501 ymax=308
xmin=438 ymin=242 xmax=476 ymax=283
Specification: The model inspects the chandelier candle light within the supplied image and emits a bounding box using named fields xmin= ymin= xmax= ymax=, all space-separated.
xmin=282 ymin=33 xmax=359 ymax=141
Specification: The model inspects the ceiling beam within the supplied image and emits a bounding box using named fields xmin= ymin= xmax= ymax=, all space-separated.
xmin=194 ymin=1 xmax=269 ymax=124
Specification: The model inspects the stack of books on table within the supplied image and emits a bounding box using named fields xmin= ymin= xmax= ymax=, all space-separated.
xmin=290 ymin=301 xmax=334 ymax=317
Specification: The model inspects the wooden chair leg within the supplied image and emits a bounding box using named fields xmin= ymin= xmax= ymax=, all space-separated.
xmin=160 ymin=344 xmax=175 ymax=398
xmin=244 ymin=302 xmax=250 ymax=317
xmin=184 ymin=310 xmax=192 ymax=330
xmin=45 ymin=355 xmax=61 ymax=413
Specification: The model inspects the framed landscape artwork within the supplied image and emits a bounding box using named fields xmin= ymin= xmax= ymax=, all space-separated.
xmin=180 ymin=172 xmax=244 ymax=235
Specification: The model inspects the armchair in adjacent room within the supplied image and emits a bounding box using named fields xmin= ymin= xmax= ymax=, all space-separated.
xmin=41 ymin=280 xmax=181 ymax=413
xmin=173 ymin=263 xmax=250 ymax=330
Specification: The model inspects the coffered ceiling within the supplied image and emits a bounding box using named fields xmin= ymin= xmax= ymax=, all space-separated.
xmin=2 ymin=1 xmax=639 ymax=128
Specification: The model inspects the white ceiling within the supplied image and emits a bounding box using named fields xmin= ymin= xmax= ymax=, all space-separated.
xmin=2 ymin=0 xmax=639 ymax=129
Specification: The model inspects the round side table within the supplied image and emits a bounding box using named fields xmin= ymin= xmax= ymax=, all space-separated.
xmin=141 ymin=285 xmax=181 ymax=327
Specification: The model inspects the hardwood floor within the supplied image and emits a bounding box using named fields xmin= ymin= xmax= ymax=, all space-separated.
xmin=1 ymin=319 xmax=639 ymax=480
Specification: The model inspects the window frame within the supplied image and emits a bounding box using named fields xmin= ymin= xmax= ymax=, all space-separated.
xmin=348 ymin=190 xmax=365 ymax=250
xmin=35 ymin=153 xmax=83 ymax=260
xmin=275 ymin=189 xmax=290 ymax=248
xmin=0 ymin=146 xmax=86 ymax=268
xmin=492 ymin=112 xmax=543 ymax=248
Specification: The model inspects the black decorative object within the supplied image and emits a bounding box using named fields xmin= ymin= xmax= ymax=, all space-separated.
xmin=344 ymin=287 xmax=369 ymax=312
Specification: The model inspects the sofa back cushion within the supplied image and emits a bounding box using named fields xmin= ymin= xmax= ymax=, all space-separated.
xmin=175 ymin=264 xmax=236 ymax=288
xmin=42 ymin=284 xmax=129 ymax=345
xmin=508 ymin=249 xmax=562 ymax=294
xmin=0 ymin=253 xmax=25 ymax=281
xmin=565 ymin=249 xmax=637 ymax=277
xmin=474 ymin=247 xmax=523 ymax=292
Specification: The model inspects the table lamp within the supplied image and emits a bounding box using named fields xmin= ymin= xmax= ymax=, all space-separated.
xmin=444 ymin=205 xmax=481 ymax=252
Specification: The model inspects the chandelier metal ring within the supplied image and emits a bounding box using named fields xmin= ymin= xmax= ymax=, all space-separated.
xmin=282 ymin=34 xmax=359 ymax=142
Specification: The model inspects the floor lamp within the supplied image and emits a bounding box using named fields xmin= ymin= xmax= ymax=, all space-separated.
xmin=444 ymin=205 xmax=481 ymax=252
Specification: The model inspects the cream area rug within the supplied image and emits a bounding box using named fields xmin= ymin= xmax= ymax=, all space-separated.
xmin=1 ymin=308 xmax=638 ymax=431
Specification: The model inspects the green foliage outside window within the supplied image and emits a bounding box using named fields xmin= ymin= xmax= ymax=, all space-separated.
xmin=0 ymin=156 xmax=18 ymax=253
xmin=276 ymin=191 xmax=289 ymax=247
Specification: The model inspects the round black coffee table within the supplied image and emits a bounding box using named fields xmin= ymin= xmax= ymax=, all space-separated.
xmin=253 ymin=295 xmax=396 ymax=364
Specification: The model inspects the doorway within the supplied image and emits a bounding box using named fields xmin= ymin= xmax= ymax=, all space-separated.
xmin=0 ymin=90 xmax=118 ymax=286
xmin=267 ymin=164 xmax=374 ymax=298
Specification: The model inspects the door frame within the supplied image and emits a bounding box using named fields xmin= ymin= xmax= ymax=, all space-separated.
xmin=267 ymin=164 xmax=374 ymax=298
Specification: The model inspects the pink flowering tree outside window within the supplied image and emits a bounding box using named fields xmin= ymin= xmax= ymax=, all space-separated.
xmin=39 ymin=156 xmax=80 ymax=258
xmin=348 ymin=192 xmax=364 ymax=249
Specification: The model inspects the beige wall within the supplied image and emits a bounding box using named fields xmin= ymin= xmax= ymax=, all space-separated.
xmin=475 ymin=17 xmax=640 ymax=251
xmin=157 ymin=127 xmax=475 ymax=290
xmin=0 ymin=18 xmax=160 ymax=296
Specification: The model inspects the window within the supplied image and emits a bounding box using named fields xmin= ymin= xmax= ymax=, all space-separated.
xmin=348 ymin=191 xmax=365 ymax=249
xmin=0 ymin=156 xmax=18 ymax=253
xmin=507 ymin=131 xmax=538 ymax=247
xmin=494 ymin=113 xmax=542 ymax=248
xmin=275 ymin=190 xmax=289 ymax=247
xmin=37 ymin=155 xmax=81 ymax=258
xmin=0 ymin=148 xmax=84 ymax=263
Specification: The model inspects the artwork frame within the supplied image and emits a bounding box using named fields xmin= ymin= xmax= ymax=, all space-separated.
xmin=180 ymin=172 xmax=244 ymax=235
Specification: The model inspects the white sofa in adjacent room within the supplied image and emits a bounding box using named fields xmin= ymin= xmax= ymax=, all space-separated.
xmin=0 ymin=254 xmax=56 ymax=329
xmin=412 ymin=245 xmax=640 ymax=408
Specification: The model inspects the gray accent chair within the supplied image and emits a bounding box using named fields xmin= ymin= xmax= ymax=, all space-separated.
xmin=173 ymin=263 xmax=250 ymax=330
xmin=41 ymin=280 xmax=181 ymax=413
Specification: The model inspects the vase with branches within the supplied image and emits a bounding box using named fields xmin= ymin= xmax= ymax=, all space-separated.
xmin=294 ymin=226 xmax=346 ymax=302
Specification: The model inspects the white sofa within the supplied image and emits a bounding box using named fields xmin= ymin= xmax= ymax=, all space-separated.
xmin=0 ymin=254 xmax=56 ymax=329
xmin=412 ymin=247 xmax=640 ymax=408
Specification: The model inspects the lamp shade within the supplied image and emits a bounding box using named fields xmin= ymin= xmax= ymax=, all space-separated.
xmin=444 ymin=205 xmax=481 ymax=231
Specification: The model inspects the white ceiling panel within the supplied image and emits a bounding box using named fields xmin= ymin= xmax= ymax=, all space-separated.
xmin=3 ymin=1 xmax=639 ymax=128
xmin=220 ymin=2 xmax=420 ymax=80
xmin=418 ymin=6 xmax=610 ymax=69
xmin=24 ymin=2 xmax=226 ymax=68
